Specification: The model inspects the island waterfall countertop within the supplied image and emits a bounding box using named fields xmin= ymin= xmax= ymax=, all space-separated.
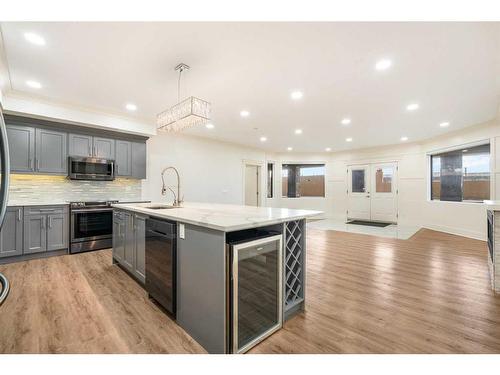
xmin=112 ymin=201 xmax=322 ymax=231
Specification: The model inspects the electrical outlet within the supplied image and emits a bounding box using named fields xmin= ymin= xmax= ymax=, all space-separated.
xmin=179 ymin=223 xmax=185 ymax=239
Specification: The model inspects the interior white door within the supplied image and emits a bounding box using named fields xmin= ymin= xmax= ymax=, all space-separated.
xmin=370 ymin=162 xmax=398 ymax=222
xmin=244 ymin=165 xmax=260 ymax=206
xmin=347 ymin=165 xmax=371 ymax=220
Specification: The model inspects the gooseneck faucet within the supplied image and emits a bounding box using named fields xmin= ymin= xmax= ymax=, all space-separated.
xmin=161 ymin=166 xmax=183 ymax=207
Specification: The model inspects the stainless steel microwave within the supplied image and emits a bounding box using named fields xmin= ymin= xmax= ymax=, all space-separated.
xmin=68 ymin=157 xmax=115 ymax=181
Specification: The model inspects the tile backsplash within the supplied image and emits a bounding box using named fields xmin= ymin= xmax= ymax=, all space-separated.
xmin=9 ymin=174 xmax=142 ymax=202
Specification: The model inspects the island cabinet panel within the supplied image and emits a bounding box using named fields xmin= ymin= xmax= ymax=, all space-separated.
xmin=133 ymin=214 xmax=146 ymax=283
xmin=176 ymin=224 xmax=227 ymax=354
xmin=112 ymin=211 xmax=125 ymax=263
xmin=35 ymin=128 xmax=68 ymax=174
xmin=6 ymin=125 xmax=35 ymax=172
xmin=0 ymin=207 xmax=24 ymax=258
xmin=115 ymin=140 xmax=132 ymax=176
xmin=131 ymin=142 xmax=147 ymax=179
xmin=93 ymin=137 xmax=115 ymax=159
xmin=123 ymin=212 xmax=135 ymax=272
xmin=68 ymin=134 xmax=93 ymax=157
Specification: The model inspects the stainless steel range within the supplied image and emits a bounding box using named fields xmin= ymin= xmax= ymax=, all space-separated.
xmin=70 ymin=201 xmax=117 ymax=254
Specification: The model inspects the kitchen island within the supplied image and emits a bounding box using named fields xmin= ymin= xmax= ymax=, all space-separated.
xmin=112 ymin=202 xmax=321 ymax=354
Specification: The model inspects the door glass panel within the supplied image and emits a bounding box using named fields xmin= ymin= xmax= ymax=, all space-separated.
xmin=375 ymin=167 xmax=393 ymax=193
xmin=352 ymin=170 xmax=365 ymax=192
xmin=236 ymin=239 xmax=279 ymax=351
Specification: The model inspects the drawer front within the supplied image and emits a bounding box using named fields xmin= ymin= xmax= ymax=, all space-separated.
xmin=25 ymin=205 xmax=69 ymax=215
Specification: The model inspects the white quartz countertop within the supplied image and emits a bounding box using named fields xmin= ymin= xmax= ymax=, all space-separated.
xmin=112 ymin=202 xmax=322 ymax=232
xmin=8 ymin=200 xmax=69 ymax=207
xmin=484 ymin=200 xmax=500 ymax=210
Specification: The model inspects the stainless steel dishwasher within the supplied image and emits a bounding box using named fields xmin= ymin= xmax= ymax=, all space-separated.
xmin=145 ymin=218 xmax=177 ymax=316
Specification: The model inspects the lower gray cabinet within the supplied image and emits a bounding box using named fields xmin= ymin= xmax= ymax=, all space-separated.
xmin=134 ymin=214 xmax=146 ymax=283
xmin=112 ymin=210 xmax=146 ymax=284
xmin=24 ymin=206 xmax=69 ymax=254
xmin=0 ymin=207 xmax=24 ymax=258
xmin=112 ymin=211 xmax=125 ymax=263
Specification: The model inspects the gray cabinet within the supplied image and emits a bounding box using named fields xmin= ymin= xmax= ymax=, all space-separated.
xmin=68 ymin=134 xmax=93 ymax=157
xmin=112 ymin=211 xmax=125 ymax=263
xmin=69 ymin=134 xmax=115 ymax=159
xmin=112 ymin=210 xmax=147 ymax=284
xmin=35 ymin=128 xmax=68 ymax=174
xmin=93 ymin=137 xmax=115 ymax=159
xmin=123 ymin=211 xmax=135 ymax=271
xmin=134 ymin=214 xmax=146 ymax=283
xmin=0 ymin=207 xmax=23 ymax=258
xmin=24 ymin=206 xmax=69 ymax=254
xmin=115 ymin=140 xmax=132 ymax=176
xmin=131 ymin=142 xmax=147 ymax=179
xmin=6 ymin=125 xmax=35 ymax=172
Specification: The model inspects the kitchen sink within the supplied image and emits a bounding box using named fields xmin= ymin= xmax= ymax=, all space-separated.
xmin=144 ymin=204 xmax=178 ymax=210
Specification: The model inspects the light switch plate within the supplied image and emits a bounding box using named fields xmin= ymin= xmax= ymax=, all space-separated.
xmin=179 ymin=223 xmax=185 ymax=239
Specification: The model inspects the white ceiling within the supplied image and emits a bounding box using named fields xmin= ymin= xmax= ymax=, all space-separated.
xmin=1 ymin=22 xmax=500 ymax=152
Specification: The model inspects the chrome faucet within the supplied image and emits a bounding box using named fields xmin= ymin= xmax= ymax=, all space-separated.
xmin=161 ymin=166 xmax=183 ymax=207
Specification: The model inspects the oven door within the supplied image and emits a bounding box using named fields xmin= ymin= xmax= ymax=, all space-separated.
xmin=69 ymin=157 xmax=114 ymax=180
xmin=71 ymin=208 xmax=113 ymax=243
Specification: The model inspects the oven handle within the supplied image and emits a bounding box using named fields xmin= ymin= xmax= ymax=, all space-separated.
xmin=71 ymin=208 xmax=114 ymax=213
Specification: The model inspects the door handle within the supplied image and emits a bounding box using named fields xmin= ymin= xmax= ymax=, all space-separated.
xmin=36 ymin=159 xmax=40 ymax=171
xmin=17 ymin=209 xmax=21 ymax=221
xmin=88 ymin=145 xmax=91 ymax=156
xmin=48 ymin=216 xmax=52 ymax=229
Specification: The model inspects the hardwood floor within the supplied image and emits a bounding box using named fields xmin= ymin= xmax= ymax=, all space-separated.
xmin=1 ymin=228 xmax=499 ymax=353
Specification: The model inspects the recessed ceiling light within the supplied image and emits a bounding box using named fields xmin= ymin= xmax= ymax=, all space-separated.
xmin=240 ymin=110 xmax=250 ymax=118
xmin=462 ymin=149 xmax=468 ymax=153
xmin=260 ymin=136 xmax=267 ymax=142
xmin=290 ymin=90 xmax=303 ymax=100
xmin=294 ymin=129 xmax=303 ymax=135
xmin=345 ymin=137 xmax=353 ymax=142
xmin=26 ymin=80 xmax=42 ymax=89
xmin=125 ymin=103 xmax=137 ymax=111
xmin=375 ymin=59 xmax=392 ymax=71
xmin=325 ymin=147 xmax=332 ymax=152
xmin=341 ymin=118 xmax=351 ymax=126
xmin=205 ymin=123 xmax=214 ymax=129
xmin=439 ymin=122 xmax=450 ymax=128
xmin=287 ymin=147 xmax=293 ymax=151
xmin=24 ymin=32 xmax=45 ymax=46
xmin=406 ymin=103 xmax=419 ymax=111
xmin=400 ymin=136 xmax=409 ymax=141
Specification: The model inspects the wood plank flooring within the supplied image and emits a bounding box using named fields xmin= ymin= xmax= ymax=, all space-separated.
xmin=1 ymin=228 xmax=499 ymax=353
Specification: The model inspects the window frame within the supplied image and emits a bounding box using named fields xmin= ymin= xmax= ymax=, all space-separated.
xmin=427 ymin=140 xmax=492 ymax=204
xmin=266 ymin=162 xmax=274 ymax=199
xmin=281 ymin=162 xmax=327 ymax=199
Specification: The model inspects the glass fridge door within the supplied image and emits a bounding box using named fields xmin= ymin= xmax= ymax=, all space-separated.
xmin=232 ymin=234 xmax=282 ymax=353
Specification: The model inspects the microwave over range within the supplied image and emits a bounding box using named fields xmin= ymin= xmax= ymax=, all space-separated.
xmin=68 ymin=156 xmax=115 ymax=181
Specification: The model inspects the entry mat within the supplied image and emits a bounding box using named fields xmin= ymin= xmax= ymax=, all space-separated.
xmin=346 ymin=220 xmax=392 ymax=228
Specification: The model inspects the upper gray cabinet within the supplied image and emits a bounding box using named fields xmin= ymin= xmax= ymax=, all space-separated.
xmin=94 ymin=137 xmax=115 ymax=159
xmin=68 ymin=133 xmax=93 ymax=157
xmin=68 ymin=134 xmax=115 ymax=159
xmin=116 ymin=140 xmax=132 ymax=176
xmin=6 ymin=125 xmax=35 ymax=172
xmin=0 ymin=207 xmax=23 ymax=258
xmin=131 ymin=142 xmax=147 ymax=179
xmin=35 ymin=128 xmax=68 ymax=174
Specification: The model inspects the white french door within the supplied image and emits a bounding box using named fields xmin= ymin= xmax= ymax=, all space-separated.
xmin=347 ymin=162 xmax=398 ymax=223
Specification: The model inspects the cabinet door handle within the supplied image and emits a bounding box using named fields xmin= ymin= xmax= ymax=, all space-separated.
xmin=17 ymin=209 xmax=21 ymax=221
xmin=88 ymin=145 xmax=91 ymax=156
xmin=48 ymin=216 xmax=52 ymax=229
xmin=36 ymin=159 xmax=40 ymax=171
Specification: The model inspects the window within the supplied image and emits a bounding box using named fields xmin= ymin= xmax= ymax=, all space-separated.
xmin=430 ymin=143 xmax=490 ymax=202
xmin=351 ymin=169 xmax=366 ymax=193
xmin=267 ymin=162 xmax=274 ymax=198
xmin=282 ymin=164 xmax=325 ymax=198
xmin=375 ymin=167 xmax=393 ymax=193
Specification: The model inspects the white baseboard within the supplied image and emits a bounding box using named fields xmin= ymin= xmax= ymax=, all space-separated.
xmin=422 ymin=224 xmax=485 ymax=241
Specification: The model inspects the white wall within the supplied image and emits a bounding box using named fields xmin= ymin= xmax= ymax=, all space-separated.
xmin=267 ymin=118 xmax=500 ymax=240
xmin=143 ymin=132 xmax=266 ymax=205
